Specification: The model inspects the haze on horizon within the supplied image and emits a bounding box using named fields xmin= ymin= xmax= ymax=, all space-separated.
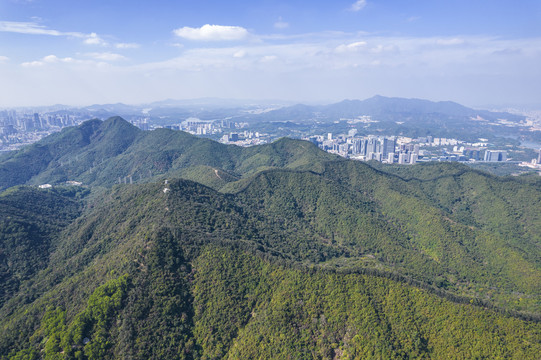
xmin=0 ymin=0 xmax=540 ymax=108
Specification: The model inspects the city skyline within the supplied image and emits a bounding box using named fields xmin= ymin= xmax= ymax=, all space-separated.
xmin=1 ymin=0 xmax=540 ymax=107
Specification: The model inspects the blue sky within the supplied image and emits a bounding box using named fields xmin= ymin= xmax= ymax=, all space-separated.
xmin=0 ymin=0 xmax=540 ymax=107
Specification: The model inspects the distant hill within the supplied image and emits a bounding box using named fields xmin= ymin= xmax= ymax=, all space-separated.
xmin=247 ymin=95 xmax=525 ymax=123
xmin=20 ymin=96 xmax=533 ymax=143
xmin=240 ymin=95 xmax=528 ymax=142
xmin=0 ymin=117 xmax=338 ymax=191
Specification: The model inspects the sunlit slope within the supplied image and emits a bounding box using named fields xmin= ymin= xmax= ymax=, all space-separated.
xmin=232 ymin=165 xmax=540 ymax=312
xmin=0 ymin=186 xmax=85 ymax=307
xmin=0 ymin=180 xmax=538 ymax=359
xmin=0 ymin=117 xmax=337 ymax=191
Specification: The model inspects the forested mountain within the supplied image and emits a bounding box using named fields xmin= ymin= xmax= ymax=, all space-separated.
xmin=0 ymin=186 xmax=86 ymax=305
xmin=240 ymin=95 xmax=530 ymax=142
xmin=244 ymin=95 xmax=524 ymax=123
xmin=0 ymin=118 xmax=540 ymax=359
xmin=0 ymin=117 xmax=337 ymax=191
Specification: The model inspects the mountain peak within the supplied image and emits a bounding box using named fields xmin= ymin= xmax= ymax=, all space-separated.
xmin=103 ymin=115 xmax=133 ymax=126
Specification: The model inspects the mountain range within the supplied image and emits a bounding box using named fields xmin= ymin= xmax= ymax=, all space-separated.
xmin=26 ymin=95 xmax=523 ymax=121
xmin=0 ymin=117 xmax=539 ymax=359
xmin=242 ymin=95 xmax=524 ymax=122
xmin=238 ymin=95 xmax=534 ymax=143
xmin=16 ymin=95 xmax=537 ymax=147
xmin=61 ymin=95 xmax=535 ymax=144
xmin=0 ymin=116 xmax=338 ymax=192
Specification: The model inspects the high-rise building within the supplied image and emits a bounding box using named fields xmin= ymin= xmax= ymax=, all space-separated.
xmin=464 ymin=149 xmax=480 ymax=161
xmin=381 ymin=138 xmax=389 ymax=157
xmin=23 ymin=117 xmax=34 ymax=131
xmin=359 ymin=139 xmax=368 ymax=156
xmin=367 ymin=137 xmax=378 ymax=154
xmin=381 ymin=137 xmax=395 ymax=157
xmin=0 ymin=124 xmax=16 ymax=135
xmin=538 ymin=149 xmax=541 ymax=164
xmin=398 ymin=152 xmax=408 ymax=164
xmin=484 ymin=150 xmax=507 ymax=162
xmin=351 ymin=139 xmax=362 ymax=154
xmin=339 ymin=143 xmax=349 ymax=156
xmin=33 ymin=113 xmax=41 ymax=129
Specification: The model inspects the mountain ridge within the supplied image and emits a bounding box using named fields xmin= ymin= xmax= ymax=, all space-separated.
xmin=0 ymin=116 xmax=540 ymax=359
xmin=0 ymin=177 xmax=539 ymax=359
xmin=0 ymin=117 xmax=338 ymax=191
xmin=243 ymin=95 xmax=525 ymax=123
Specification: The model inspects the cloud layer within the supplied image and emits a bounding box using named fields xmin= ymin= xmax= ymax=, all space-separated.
xmin=0 ymin=21 xmax=70 ymax=36
xmin=274 ymin=17 xmax=289 ymax=29
xmin=350 ymin=0 xmax=367 ymax=12
xmin=0 ymin=21 xmax=134 ymax=48
xmin=173 ymin=24 xmax=249 ymax=41
xmin=1 ymin=18 xmax=540 ymax=107
xmin=84 ymin=33 xmax=107 ymax=46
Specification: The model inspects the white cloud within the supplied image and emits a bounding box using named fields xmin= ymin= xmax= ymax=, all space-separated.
xmin=86 ymin=52 xmax=126 ymax=61
xmin=0 ymin=21 xmax=114 ymax=48
xmin=173 ymin=24 xmax=249 ymax=41
xmin=1 ymin=21 xmax=142 ymax=52
xmin=5 ymin=30 xmax=541 ymax=108
xmin=350 ymin=0 xmax=367 ymax=12
xmin=43 ymin=55 xmax=60 ymax=63
xmin=0 ymin=21 xmax=99 ymax=43
xmin=335 ymin=41 xmax=367 ymax=53
xmin=21 ymin=55 xmax=73 ymax=67
xmin=21 ymin=60 xmax=44 ymax=67
xmin=493 ymin=48 xmax=522 ymax=56
xmin=436 ymin=38 xmax=465 ymax=46
xmin=21 ymin=54 xmax=91 ymax=67
xmin=132 ymin=33 xmax=541 ymax=80
xmin=233 ymin=50 xmax=246 ymax=58
xmin=0 ymin=21 xmax=67 ymax=36
xmin=0 ymin=56 xmax=9 ymax=62
xmin=41 ymin=55 xmax=72 ymax=65
xmin=84 ymin=33 xmax=107 ymax=46
xmin=260 ymin=55 xmax=277 ymax=62
xmin=133 ymin=42 xmax=330 ymax=73
xmin=274 ymin=17 xmax=289 ymax=29
xmin=115 ymin=42 xmax=140 ymax=49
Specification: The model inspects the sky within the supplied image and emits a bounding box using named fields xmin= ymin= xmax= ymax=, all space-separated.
xmin=0 ymin=0 xmax=540 ymax=107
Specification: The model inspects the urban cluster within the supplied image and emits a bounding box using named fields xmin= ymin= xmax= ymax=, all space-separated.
xmin=304 ymin=131 xmax=508 ymax=164
xmin=3 ymin=109 xmax=539 ymax=168
xmin=131 ymin=117 xmax=271 ymax=147
xmin=0 ymin=110 xmax=85 ymax=151
xmin=519 ymin=148 xmax=541 ymax=171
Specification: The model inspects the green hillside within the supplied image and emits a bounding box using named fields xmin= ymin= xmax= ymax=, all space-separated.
xmin=0 ymin=186 xmax=86 ymax=306
xmin=228 ymin=165 xmax=540 ymax=313
xmin=0 ymin=117 xmax=338 ymax=191
xmin=0 ymin=120 xmax=540 ymax=359
xmin=0 ymin=180 xmax=539 ymax=359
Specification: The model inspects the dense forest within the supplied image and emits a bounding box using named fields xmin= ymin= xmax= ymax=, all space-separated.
xmin=0 ymin=117 xmax=338 ymax=191
xmin=0 ymin=118 xmax=539 ymax=359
